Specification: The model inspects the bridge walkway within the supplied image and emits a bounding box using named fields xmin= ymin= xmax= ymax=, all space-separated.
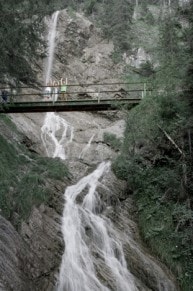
xmin=0 ymin=98 xmax=141 ymax=113
xmin=0 ymin=82 xmax=149 ymax=113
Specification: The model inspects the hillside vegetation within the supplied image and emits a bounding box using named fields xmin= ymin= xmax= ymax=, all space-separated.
xmin=112 ymin=2 xmax=193 ymax=290
xmin=0 ymin=115 xmax=70 ymax=227
xmin=0 ymin=1 xmax=193 ymax=290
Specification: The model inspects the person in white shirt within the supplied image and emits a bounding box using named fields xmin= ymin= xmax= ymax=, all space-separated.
xmin=44 ymin=85 xmax=51 ymax=100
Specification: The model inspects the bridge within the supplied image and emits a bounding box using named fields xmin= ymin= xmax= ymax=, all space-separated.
xmin=0 ymin=98 xmax=141 ymax=113
xmin=0 ymin=82 xmax=149 ymax=113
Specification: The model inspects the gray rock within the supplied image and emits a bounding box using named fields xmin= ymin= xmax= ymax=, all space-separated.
xmin=0 ymin=8 xmax=180 ymax=291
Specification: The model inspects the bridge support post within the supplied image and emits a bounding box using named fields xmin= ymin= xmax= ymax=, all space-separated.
xmin=97 ymin=89 xmax=101 ymax=103
xmin=143 ymin=83 xmax=146 ymax=97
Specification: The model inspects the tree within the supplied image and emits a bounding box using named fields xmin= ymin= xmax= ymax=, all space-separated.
xmin=0 ymin=0 xmax=66 ymax=85
xmin=101 ymin=0 xmax=134 ymax=52
xmin=155 ymin=9 xmax=186 ymax=89
xmin=181 ymin=0 xmax=193 ymax=109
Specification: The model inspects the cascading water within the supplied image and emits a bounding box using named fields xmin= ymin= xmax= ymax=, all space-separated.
xmin=41 ymin=112 xmax=73 ymax=160
xmin=45 ymin=11 xmax=60 ymax=85
xmin=79 ymin=134 xmax=95 ymax=159
xmin=40 ymin=10 xmax=177 ymax=291
xmin=42 ymin=11 xmax=73 ymax=160
xmin=42 ymin=10 xmax=138 ymax=291
xmin=57 ymin=162 xmax=138 ymax=291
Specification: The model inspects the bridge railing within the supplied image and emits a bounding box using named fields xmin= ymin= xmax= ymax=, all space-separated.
xmin=0 ymin=82 xmax=152 ymax=104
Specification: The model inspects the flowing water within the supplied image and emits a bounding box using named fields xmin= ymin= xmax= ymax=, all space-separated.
xmin=42 ymin=11 xmax=73 ymax=160
xmin=43 ymin=10 xmax=138 ymax=291
xmin=79 ymin=134 xmax=95 ymax=159
xmin=41 ymin=10 xmax=176 ymax=291
xmin=42 ymin=19 xmax=131 ymax=286
xmin=45 ymin=11 xmax=60 ymax=85
xmin=57 ymin=162 xmax=138 ymax=291
xmin=41 ymin=112 xmax=73 ymax=160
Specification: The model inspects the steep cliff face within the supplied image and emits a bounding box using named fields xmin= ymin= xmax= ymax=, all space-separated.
xmin=37 ymin=9 xmax=126 ymax=94
xmin=0 ymin=115 xmax=69 ymax=290
xmin=0 ymin=9 xmax=180 ymax=291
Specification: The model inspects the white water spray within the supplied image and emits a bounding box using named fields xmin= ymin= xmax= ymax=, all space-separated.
xmin=57 ymin=162 xmax=137 ymax=291
xmin=79 ymin=134 xmax=95 ymax=159
xmin=42 ymin=11 xmax=73 ymax=160
xmin=45 ymin=11 xmax=59 ymax=85
xmin=41 ymin=112 xmax=73 ymax=160
xmin=43 ymin=10 xmax=137 ymax=291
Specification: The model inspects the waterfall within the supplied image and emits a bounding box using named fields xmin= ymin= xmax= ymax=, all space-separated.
xmin=57 ymin=161 xmax=138 ymax=291
xmin=42 ymin=11 xmax=138 ymax=290
xmin=45 ymin=11 xmax=59 ymax=85
xmin=41 ymin=9 xmax=175 ymax=291
xmin=41 ymin=112 xmax=73 ymax=160
xmin=79 ymin=134 xmax=95 ymax=159
xmin=42 ymin=11 xmax=74 ymax=159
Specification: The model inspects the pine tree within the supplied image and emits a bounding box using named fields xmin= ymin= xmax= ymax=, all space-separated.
xmin=156 ymin=9 xmax=186 ymax=89
xmin=101 ymin=0 xmax=134 ymax=52
xmin=182 ymin=0 xmax=193 ymax=109
xmin=0 ymin=0 xmax=58 ymax=85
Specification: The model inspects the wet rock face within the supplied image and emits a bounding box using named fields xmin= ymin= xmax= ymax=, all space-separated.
xmin=56 ymin=12 xmax=91 ymax=59
xmin=0 ymin=9 xmax=180 ymax=291
xmin=0 ymin=173 xmax=67 ymax=291
xmin=38 ymin=9 xmax=125 ymax=98
xmin=109 ymin=200 xmax=179 ymax=291
xmin=0 ymin=216 xmax=33 ymax=291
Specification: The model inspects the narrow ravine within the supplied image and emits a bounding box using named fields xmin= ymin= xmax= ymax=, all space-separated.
xmin=38 ymin=10 xmax=179 ymax=291
xmin=43 ymin=11 xmax=138 ymax=291
xmin=57 ymin=162 xmax=138 ymax=291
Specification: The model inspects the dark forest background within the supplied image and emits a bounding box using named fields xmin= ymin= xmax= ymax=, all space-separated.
xmin=0 ymin=1 xmax=193 ymax=289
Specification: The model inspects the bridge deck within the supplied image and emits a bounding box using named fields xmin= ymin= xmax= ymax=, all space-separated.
xmin=0 ymin=98 xmax=141 ymax=113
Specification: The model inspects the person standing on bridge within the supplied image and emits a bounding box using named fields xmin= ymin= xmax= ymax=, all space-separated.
xmin=52 ymin=81 xmax=59 ymax=102
xmin=1 ymin=89 xmax=8 ymax=103
xmin=44 ymin=83 xmax=52 ymax=100
xmin=10 ymin=88 xmax=17 ymax=103
xmin=60 ymin=78 xmax=68 ymax=101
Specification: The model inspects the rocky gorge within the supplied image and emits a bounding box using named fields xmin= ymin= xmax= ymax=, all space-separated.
xmin=0 ymin=9 xmax=180 ymax=291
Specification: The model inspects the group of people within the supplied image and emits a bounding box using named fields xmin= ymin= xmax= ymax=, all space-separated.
xmin=0 ymin=79 xmax=68 ymax=104
xmin=44 ymin=78 xmax=68 ymax=101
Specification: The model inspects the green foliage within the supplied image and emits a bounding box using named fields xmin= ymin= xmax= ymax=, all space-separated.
xmin=77 ymin=0 xmax=135 ymax=53
xmin=155 ymin=13 xmax=188 ymax=89
xmin=111 ymin=51 xmax=123 ymax=64
xmin=84 ymin=0 xmax=98 ymax=15
xmin=0 ymin=0 xmax=42 ymax=83
xmin=181 ymin=0 xmax=193 ymax=112
xmin=33 ymin=156 xmax=70 ymax=181
xmin=112 ymin=155 xmax=129 ymax=180
xmin=0 ymin=123 xmax=70 ymax=225
xmin=14 ymin=173 xmax=48 ymax=221
xmin=68 ymin=7 xmax=76 ymax=18
xmin=130 ymin=15 xmax=159 ymax=55
xmin=140 ymin=2 xmax=155 ymax=25
xmin=103 ymin=132 xmax=122 ymax=152
xmin=0 ymin=0 xmax=68 ymax=84
xmin=103 ymin=0 xmax=134 ymax=52
xmin=118 ymin=4 xmax=193 ymax=287
xmin=0 ymin=113 xmax=18 ymax=129
xmin=113 ymin=87 xmax=192 ymax=289
xmin=136 ymin=188 xmax=193 ymax=290
xmin=67 ymin=0 xmax=193 ymax=289
xmin=138 ymin=61 xmax=155 ymax=77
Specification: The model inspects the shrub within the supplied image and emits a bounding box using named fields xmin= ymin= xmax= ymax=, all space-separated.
xmin=103 ymin=132 xmax=122 ymax=152
xmin=0 ymin=127 xmax=70 ymax=226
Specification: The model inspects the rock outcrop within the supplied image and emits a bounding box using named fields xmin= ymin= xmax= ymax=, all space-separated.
xmin=0 ymin=9 xmax=180 ymax=291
